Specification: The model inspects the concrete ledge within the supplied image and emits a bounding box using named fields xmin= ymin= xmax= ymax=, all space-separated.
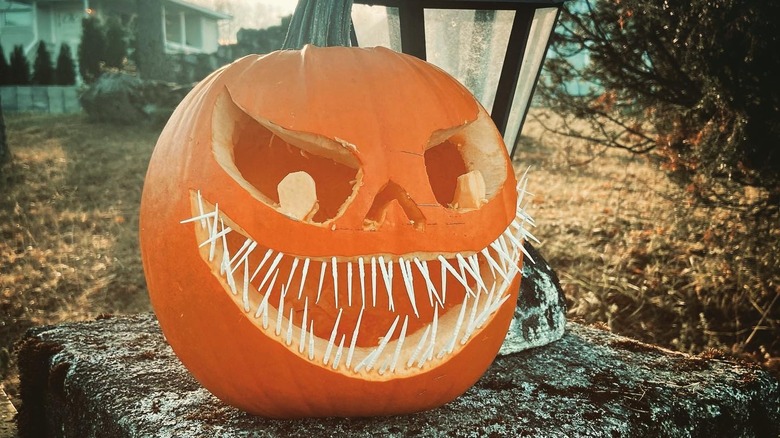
xmin=16 ymin=314 xmax=779 ymax=437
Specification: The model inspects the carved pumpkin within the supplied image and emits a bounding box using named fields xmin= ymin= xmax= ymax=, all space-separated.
xmin=140 ymin=45 xmax=528 ymax=417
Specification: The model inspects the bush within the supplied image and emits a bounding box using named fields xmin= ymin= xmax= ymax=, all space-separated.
xmin=55 ymin=44 xmax=77 ymax=85
xmin=0 ymin=43 xmax=10 ymax=85
xmin=104 ymin=16 xmax=128 ymax=69
xmin=8 ymin=45 xmax=30 ymax=85
xmin=78 ymin=16 xmax=105 ymax=83
xmin=31 ymin=41 xmax=55 ymax=85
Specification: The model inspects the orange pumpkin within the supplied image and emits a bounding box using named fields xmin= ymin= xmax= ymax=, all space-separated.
xmin=140 ymin=45 xmax=527 ymax=417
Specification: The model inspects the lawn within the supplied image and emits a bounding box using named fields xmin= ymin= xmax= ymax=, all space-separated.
xmin=1 ymin=111 xmax=777 ymax=407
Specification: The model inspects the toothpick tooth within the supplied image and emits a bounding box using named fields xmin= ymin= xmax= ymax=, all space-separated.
xmin=308 ymin=321 xmax=315 ymax=360
xmin=254 ymin=269 xmax=280 ymax=326
xmin=228 ymin=238 xmax=253 ymax=270
xmin=371 ymin=256 xmax=377 ymax=307
xmin=250 ymin=249 xmax=273 ymax=282
xmin=481 ymin=248 xmax=510 ymax=284
xmin=499 ymin=234 xmax=517 ymax=262
xmin=489 ymin=291 xmax=512 ymax=314
xmin=197 ymin=190 xmax=207 ymax=228
xmin=316 ymin=260 xmax=327 ymax=304
xmin=276 ymin=285 xmax=287 ymax=336
xmin=358 ymin=257 xmax=366 ymax=308
xmin=242 ymin=252 xmax=251 ymax=312
xmin=297 ymin=258 xmax=310 ymax=300
xmin=475 ymin=284 xmax=497 ymax=329
xmin=208 ymin=203 xmax=219 ymax=261
xmin=345 ymin=307 xmax=364 ymax=368
xmin=284 ymin=257 xmax=300 ymax=296
xmin=180 ymin=209 xmax=217 ymax=225
xmin=419 ymin=306 xmax=438 ymax=366
xmin=457 ymin=253 xmax=487 ymax=294
xmin=257 ymin=252 xmax=284 ymax=293
xmin=414 ymin=258 xmax=443 ymax=308
xmin=462 ymin=286 xmax=483 ymax=344
xmin=285 ymin=308 xmax=294 ymax=346
xmin=406 ymin=325 xmax=430 ymax=369
xmin=347 ymin=261 xmax=353 ymax=307
xmin=441 ymin=292 xmax=469 ymax=356
xmin=331 ymin=256 xmax=339 ymax=309
xmin=323 ymin=308 xmax=343 ymax=365
xmin=504 ymin=229 xmax=534 ymax=264
xmin=355 ymin=315 xmax=400 ymax=372
xmin=490 ymin=240 xmax=518 ymax=274
xmin=332 ymin=335 xmax=346 ymax=370
xmin=390 ymin=315 xmax=409 ymax=373
xmin=439 ymin=255 xmax=475 ymax=297
xmin=219 ymin=219 xmax=230 ymax=276
xmin=231 ymin=241 xmax=257 ymax=275
xmin=379 ymin=257 xmax=395 ymax=312
xmin=378 ymin=355 xmax=393 ymax=376
xmin=399 ymin=257 xmax=419 ymax=318
xmin=440 ymin=259 xmax=447 ymax=303
xmin=299 ymin=298 xmax=309 ymax=353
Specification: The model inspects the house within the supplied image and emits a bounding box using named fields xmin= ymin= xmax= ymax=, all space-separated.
xmin=0 ymin=0 xmax=230 ymax=62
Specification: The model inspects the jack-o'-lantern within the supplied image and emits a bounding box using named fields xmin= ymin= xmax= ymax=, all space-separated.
xmin=139 ymin=44 xmax=530 ymax=417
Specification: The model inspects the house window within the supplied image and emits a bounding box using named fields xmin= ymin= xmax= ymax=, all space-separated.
xmin=2 ymin=9 xmax=33 ymax=27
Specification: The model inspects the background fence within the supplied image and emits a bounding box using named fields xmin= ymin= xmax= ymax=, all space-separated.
xmin=0 ymin=86 xmax=82 ymax=114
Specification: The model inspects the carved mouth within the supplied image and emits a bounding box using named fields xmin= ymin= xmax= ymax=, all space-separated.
xmin=181 ymin=180 xmax=534 ymax=379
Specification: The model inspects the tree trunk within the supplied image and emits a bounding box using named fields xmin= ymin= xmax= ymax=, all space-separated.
xmin=135 ymin=0 xmax=172 ymax=82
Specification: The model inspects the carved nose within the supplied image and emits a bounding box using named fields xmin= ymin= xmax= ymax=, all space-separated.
xmin=363 ymin=181 xmax=426 ymax=231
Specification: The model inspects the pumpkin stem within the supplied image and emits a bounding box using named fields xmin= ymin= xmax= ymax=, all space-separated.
xmin=282 ymin=0 xmax=354 ymax=49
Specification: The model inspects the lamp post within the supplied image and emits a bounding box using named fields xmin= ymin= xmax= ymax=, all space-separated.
xmin=350 ymin=0 xmax=566 ymax=157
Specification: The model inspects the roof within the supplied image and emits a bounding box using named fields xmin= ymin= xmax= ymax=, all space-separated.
xmin=8 ymin=0 xmax=231 ymax=20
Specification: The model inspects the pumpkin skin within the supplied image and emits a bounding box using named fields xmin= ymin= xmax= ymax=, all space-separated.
xmin=140 ymin=45 xmax=526 ymax=418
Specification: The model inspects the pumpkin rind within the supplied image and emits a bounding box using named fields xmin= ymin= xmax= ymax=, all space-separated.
xmin=140 ymin=45 xmax=523 ymax=417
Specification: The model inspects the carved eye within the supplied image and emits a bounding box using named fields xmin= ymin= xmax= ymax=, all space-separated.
xmin=212 ymin=89 xmax=360 ymax=223
xmin=424 ymin=111 xmax=508 ymax=211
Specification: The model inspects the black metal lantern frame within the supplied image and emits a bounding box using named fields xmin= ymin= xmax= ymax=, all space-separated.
xmin=350 ymin=0 xmax=566 ymax=156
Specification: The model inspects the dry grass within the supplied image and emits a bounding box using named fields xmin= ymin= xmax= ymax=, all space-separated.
xmin=0 ymin=111 xmax=777 ymax=408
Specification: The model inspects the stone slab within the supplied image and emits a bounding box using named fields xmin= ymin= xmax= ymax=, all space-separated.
xmin=16 ymin=314 xmax=779 ymax=437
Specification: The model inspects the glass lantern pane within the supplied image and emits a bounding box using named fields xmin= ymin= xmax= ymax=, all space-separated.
xmin=351 ymin=4 xmax=402 ymax=52
xmin=423 ymin=9 xmax=514 ymax=112
xmin=503 ymin=7 xmax=559 ymax=153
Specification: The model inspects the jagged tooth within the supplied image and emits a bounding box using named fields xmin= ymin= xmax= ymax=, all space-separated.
xmin=299 ymin=297 xmax=309 ymax=353
xmin=332 ymin=335 xmax=346 ymax=370
xmin=308 ymin=321 xmax=315 ymax=360
xmin=250 ymin=249 xmax=273 ymax=282
xmin=355 ymin=315 xmax=400 ymax=372
xmin=297 ymin=258 xmax=310 ymax=300
xmin=316 ymin=260 xmax=327 ymax=304
xmin=323 ymin=308 xmax=343 ymax=365
xmin=481 ymin=248 xmax=510 ymax=284
xmin=371 ymin=256 xmax=378 ymax=307
xmin=276 ymin=285 xmax=287 ymax=336
xmin=399 ymin=257 xmax=419 ymax=318
xmin=407 ymin=325 xmax=431 ymax=369
xmin=441 ymin=292 xmax=469 ymax=356
xmin=347 ymin=261 xmax=353 ymax=307
xmin=379 ymin=257 xmax=395 ymax=312
xmin=257 ymin=252 xmax=284 ymax=293
xmin=284 ymin=257 xmax=300 ymax=295
xmin=457 ymin=253 xmax=487 ymax=294
xmin=331 ymin=256 xmax=339 ymax=309
xmin=438 ymin=255 xmax=474 ymax=297
xmin=285 ymin=308 xmax=294 ymax=346
xmin=254 ymin=269 xmax=280 ymax=327
xmin=358 ymin=257 xmax=366 ymax=308
xmin=345 ymin=307 xmax=365 ymax=368
xmin=390 ymin=315 xmax=409 ymax=373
